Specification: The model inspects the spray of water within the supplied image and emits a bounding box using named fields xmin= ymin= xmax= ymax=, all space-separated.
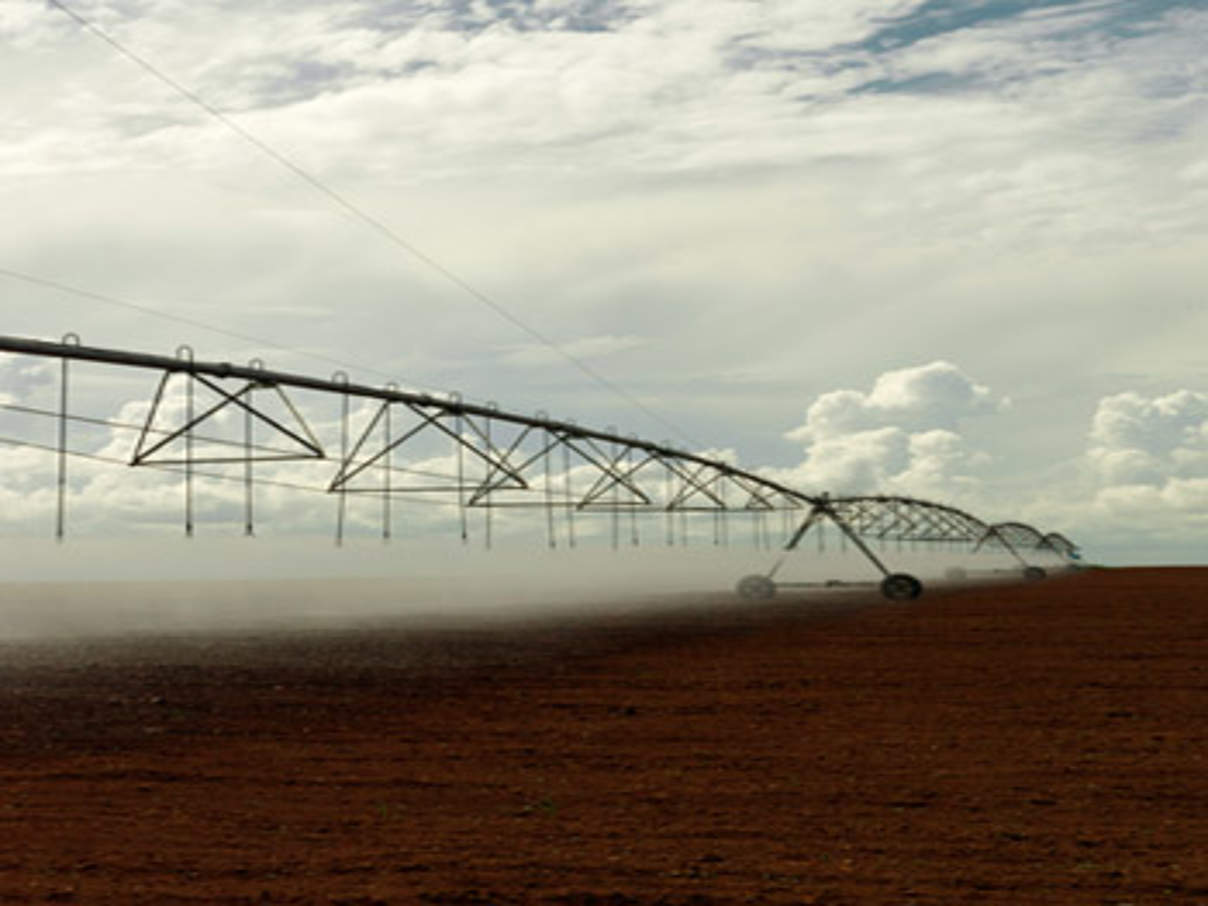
xmin=0 ymin=534 xmax=1070 ymax=643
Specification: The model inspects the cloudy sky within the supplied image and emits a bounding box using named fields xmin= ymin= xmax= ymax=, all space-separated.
xmin=1 ymin=0 xmax=1207 ymax=564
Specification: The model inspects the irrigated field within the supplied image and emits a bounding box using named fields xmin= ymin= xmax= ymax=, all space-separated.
xmin=2 ymin=567 xmax=1206 ymax=904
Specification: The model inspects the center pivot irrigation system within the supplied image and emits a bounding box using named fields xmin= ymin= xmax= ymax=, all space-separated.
xmin=0 ymin=334 xmax=1079 ymax=600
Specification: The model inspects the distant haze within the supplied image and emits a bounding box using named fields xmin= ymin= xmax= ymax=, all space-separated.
xmin=0 ymin=536 xmax=1059 ymax=641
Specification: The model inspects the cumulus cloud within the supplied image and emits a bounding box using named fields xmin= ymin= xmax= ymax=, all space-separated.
xmin=772 ymin=362 xmax=1000 ymax=497
xmin=787 ymin=360 xmax=1001 ymax=443
xmin=1087 ymin=388 xmax=1208 ymax=487
xmin=768 ymin=376 xmax=1208 ymax=560
xmin=1014 ymin=388 xmax=1208 ymax=560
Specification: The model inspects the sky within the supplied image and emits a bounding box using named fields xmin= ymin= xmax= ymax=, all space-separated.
xmin=1 ymin=0 xmax=1207 ymax=567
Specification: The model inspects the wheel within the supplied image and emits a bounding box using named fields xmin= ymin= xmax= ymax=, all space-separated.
xmin=881 ymin=572 xmax=923 ymax=601
xmin=944 ymin=567 xmax=967 ymax=582
xmin=1023 ymin=566 xmax=1047 ymax=581
xmin=736 ymin=574 xmax=776 ymax=599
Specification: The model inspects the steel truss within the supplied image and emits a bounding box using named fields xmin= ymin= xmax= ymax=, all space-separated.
xmin=976 ymin=521 xmax=1073 ymax=556
xmin=730 ymin=493 xmax=1079 ymax=601
xmin=0 ymin=334 xmax=1079 ymax=598
xmin=970 ymin=522 xmax=1082 ymax=575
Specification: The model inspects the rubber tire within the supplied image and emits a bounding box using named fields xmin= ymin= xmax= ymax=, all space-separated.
xmin=736 ymin=574 xmax=776 ymax=599
xmin=1023 ymin=565 xmax=1047 ymax=581
xmin=881 ymin=572 xmax=923 ymax=601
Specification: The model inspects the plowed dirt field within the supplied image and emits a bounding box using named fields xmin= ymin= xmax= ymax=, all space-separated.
xmin=2 ymin=567 xmax=1207 ymax=904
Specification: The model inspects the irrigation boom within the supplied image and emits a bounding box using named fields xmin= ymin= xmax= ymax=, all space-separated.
xmin=0 ymin=333 xmax=1079 ymax=599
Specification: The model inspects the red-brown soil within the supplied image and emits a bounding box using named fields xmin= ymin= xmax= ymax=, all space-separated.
xmin=2 ymin=567 xmax=1207 ymax=904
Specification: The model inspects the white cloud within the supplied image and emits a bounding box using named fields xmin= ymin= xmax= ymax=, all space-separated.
xmin=1088 ymin=390 xmax=1208 ymax=484
xmin=772 ymin=362 xmax=999 ymax=498
xmin=894 ymin=428 xmax=988 ymax=495
xmin=765 ymin=377 xmax=1208 ymax=561
xmin=787 ymin=361 xmax=1001 ymax=443
xmin=779 ymin=425 xmax=910 ymax=492
xmin=1013 ymin=387 xmax=1208 ymax=561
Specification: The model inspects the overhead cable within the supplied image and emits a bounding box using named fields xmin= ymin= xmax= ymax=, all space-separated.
xmin=0 ymin=265 xmax=399 ymax=384
xmin=45 ymin=0 xmax=702 ymax=450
